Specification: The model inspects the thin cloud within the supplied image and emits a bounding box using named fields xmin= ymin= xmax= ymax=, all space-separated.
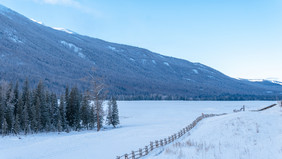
xmin=34 ymin=0 xmax=81 ymax=8
xmin=34 ymin=0 xmax=102 ymax=18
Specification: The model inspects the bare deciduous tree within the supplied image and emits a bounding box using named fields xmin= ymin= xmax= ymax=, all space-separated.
xmin=87 ymin=68 xmax=108 ymax=131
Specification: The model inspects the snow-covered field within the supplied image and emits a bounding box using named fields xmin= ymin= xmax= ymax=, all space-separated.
xmin=146 ymin=103 xmax=282 ymax=159
xmin=0 ymin=101 xmax=277 ymax=159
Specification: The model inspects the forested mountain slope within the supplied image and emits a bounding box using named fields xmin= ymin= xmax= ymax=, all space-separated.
xmin=0 ymin=4 xmax=281 ymax=99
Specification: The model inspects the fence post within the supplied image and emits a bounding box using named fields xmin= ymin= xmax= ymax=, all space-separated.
xmin=132 ymin=151 xmax=135 ymax=159
xmin=155 ymin=140 xmax=159 ymax=148
xmin=145 ymin=146 xmax=149 ymax=155
xmin=164 ymin=138 xmax=167 ymax=145
xmin=150 ymin=142 xmax=154 ymax=151
xmin=125 ymin=154 xmax=128 ymax=159
xmin=160 ymin=139 xmax=163 ymax=146
xmin=139 ymin=148 xmax=142 ymax=157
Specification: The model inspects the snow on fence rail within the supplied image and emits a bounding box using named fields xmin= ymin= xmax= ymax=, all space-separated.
xmin=116 ymin=113 xmax=227 ymax=159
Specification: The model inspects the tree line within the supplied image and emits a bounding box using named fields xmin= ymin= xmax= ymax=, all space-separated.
xmin=0 ymin=79 xmax=119 ymax=136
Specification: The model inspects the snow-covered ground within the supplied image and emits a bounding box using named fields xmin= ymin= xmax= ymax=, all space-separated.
xmin=146 ymin=103 xmax=282 ymax=159
xmin=0 ymin=101 xmax=276 ymax=159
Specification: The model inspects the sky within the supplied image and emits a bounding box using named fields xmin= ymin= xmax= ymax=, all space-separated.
xmin=0 ymin=0 xmax=282 ymax=81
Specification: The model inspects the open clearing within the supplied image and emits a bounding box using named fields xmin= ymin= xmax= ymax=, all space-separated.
xmin=0 ymin=101 xmax=277 ymax=159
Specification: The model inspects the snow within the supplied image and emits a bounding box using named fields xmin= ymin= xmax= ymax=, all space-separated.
xmin=158 ymin=55 xmax=165 ymax=59
xmin=60 ymin=41 xmax=85 ymax=58
xmin=183 ymin=78 xmax=192 ymax=81
xmin=9 ymin=35 xmax=22 ymax=43
xmin=239 ymin=78 xmax=282 ymax=86
xmin=0 ymin=101 xmax=276 ymax=159
xmin=146 ymin=104 xmax=282 ymax=159
xmin=30 ymin=18 xmax=75 ymax=34
xmin=53 ymin=27 xmax=74 ymax=34
xmin=163 ymin=62 xmax=170 ymax=66
xmin=108 ymin=46 xmax=117 ymax=51
xmin=108 ymin=46 xmax=123 ymax=52
xmin=30 ymin=18 xmax=43 ymax=25
xmin=78 ymin=52 xmax=86 ymax=58
xmin=61 ymin=41 xmax=81 ymax=52
xmin=4 ymin=30 xmax=23 ymax=43
xmin=192 ymin=69 xmax=199 ymax=74
xmin=129 ymin=58 xmax=135 ymax=62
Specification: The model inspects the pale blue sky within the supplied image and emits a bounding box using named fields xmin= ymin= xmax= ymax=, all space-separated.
xmin=1 ymin=0 xmax=282 ymax=81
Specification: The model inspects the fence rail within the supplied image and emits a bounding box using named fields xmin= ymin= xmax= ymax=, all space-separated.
xmin=116 ymin=113 xmax=226 ymax=159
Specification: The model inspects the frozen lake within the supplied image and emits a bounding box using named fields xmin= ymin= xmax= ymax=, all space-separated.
xmin=0 ymin=101 xmax=276 ymax=159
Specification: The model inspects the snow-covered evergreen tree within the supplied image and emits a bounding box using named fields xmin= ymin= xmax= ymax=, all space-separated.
xmin=88 ymin=106 xmax=96 ymax=130
xmin=106 ymin=97 xmax=119 ymax=128
xmin=22 ymin=101 xmax=30 ymax=135
xmin=59 ymin=95 xmax=66 ymax=131
xmin=80 ymin=93 xmax=90 ymax=129
xmin=111 ymin=97 xmax=120 ymax=128
xmin=13 ymin=114 xmax=20 ymax=134
xmin=67 ymin=87 xmax=81 ymax=130
xmin=2 ymin=117 xmax=8 ymax=136
xmin=106 ymin=100 xmax=113 ymax=126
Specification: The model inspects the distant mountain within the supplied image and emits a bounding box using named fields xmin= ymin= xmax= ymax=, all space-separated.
xmin=0 ymin=4 xmax=281 ymax=100
xmin=239 ymin=78 xmax=282 ymax=86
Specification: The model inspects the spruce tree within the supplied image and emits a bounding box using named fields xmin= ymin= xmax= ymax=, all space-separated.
xmin=80 ymin=93 xmax=90 ymax=129
xmin=51 ymin=93 xmax=62 ymax=132
xmin=67 ymin=87 xmax=81 ymax=130
xmin=50 ymin=93 xmax=58 ymax=131
xmin=111 ymin=97 xmax=120 ymax=128
xmin=29 ymin=91 xmax=37 ymax=133
xmin=22 ymin=102 xmax=30 ymax=135
xmin=13 ymin=114 xmax=20 ymax=134
xmin=106 ymin=97 xmax=120 ymax=128
xmin=17 ymin=95 xmax=24 ymax=131
xmin=34 ymin=81 xmax=46 ymax=132
xmin=65 ymin=86 xmax=72 ymax=128
xmin=5 ymin=83 xmax=15 ymax=134
xmin=106 ymin=100 xmax=113 ymax=126
xmin=2 ymin=117 xmax=8 ymax=136
xmin=34 ymin=94 xmax=42 ymax=132
xmin=22 ymin=80 xmax=33 ymax=132
xmin=43 ymin=91 xmax=51 ymax=132
xmin=89 ymin=106 xmax=96 ymax=130
xmin=12 ymin=82 xmax=19 ymax=117
xmin=59 ymin=95 xmax=67 ymax=131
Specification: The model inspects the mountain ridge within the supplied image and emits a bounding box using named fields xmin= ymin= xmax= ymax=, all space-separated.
xmin=0 ymin=4 xmax=282 ymax=100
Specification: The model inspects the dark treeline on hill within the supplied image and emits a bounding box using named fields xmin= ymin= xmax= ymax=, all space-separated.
xmin=0 ymin=79 xmax=119 ymax=136
xmin=116 ymin=94 xmax=282 ymax=101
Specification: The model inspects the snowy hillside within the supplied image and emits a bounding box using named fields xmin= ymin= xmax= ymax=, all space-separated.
xmin=0 ymin=101 xmax=276 ymax=159
xmin=1 ymin=4 xmax=282 ymax=98
xmin=146 ymin=104 xmax=282 ymax=159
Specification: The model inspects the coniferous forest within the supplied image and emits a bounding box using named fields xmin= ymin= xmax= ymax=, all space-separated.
xmin=0 ymin=79 xmax=119 ymax=136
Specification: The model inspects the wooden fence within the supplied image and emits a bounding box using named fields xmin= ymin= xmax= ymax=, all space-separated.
xmin=116 ymin=113 xmax=226 ymax=159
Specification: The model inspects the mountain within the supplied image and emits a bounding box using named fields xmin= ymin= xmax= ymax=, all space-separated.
xmin=0 ymin=4 xmax=281 ymax=100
